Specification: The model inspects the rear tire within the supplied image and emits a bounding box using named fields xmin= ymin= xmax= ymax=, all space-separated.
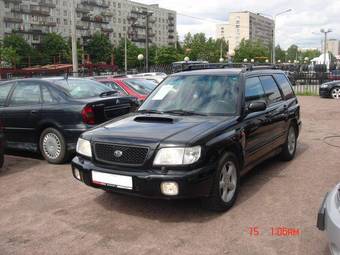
xmin=280 ymin=124 xmax=297 ymax=161
xmin=39 ymin=128 xmax=68 ymax=164
xmin=202 ymin=152 xmax=240 ymax=212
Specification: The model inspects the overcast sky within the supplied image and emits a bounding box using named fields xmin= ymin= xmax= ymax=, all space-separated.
xmin=138 ymin=0 xmax=340 ymax=50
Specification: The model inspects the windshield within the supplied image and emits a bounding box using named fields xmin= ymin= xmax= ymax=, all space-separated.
xmin=53 ymin=79 xmax=113 ymax=99
xmin=140 ymin=75 xmax=240 ymax=116
xmin=124 ymin=79 xmax=157 ymax=95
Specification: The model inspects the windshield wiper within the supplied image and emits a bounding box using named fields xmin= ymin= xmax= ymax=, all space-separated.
xmin=99 ymin=91 xmax=118 ymax=97
xmin=163 ymin=109 xmax=207 ymax=116
xmin=137 ymin=109 xmax=163 ymax=114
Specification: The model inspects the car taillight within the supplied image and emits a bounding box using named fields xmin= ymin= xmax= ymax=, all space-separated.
xmin=81 ymin=105 xmax=95 ymax=125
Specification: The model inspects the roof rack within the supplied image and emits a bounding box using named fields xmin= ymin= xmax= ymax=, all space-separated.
xmin=174 ymin=63 xmax=278 ymax=73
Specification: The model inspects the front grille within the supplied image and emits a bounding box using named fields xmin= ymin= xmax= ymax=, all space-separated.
xmin=94 ymin=143 xmax=149 ymax=165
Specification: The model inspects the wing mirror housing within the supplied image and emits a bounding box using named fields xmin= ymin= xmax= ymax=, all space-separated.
xmin=247 ymin=101 xmax=267 ymax=113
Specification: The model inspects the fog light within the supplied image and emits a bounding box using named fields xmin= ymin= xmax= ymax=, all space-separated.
xmin=161 ymin=182 xmax=179 ymax=196
xmin=74 ymin=168 xmax=81 ymax=181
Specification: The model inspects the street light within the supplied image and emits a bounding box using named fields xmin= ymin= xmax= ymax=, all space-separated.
xmin=272 ymin=9 xmax=292 ymax=64
xmin=243 ymin=58 xmax=248 ymax=63
xmin=265 ymin=59 xmax=269 ymax=63
xmin=138 ymin=54 xmax=144 ymax=71
xmin=219 ymin=58 xmax=224 ymax=63
xmin=184 ymin=56 xmax=190 ymax=62
xmin=278 ymin=60 xmax=281 ymax=63
xmin=251 ymin=59 xmax=255 ymax=63
xmin=320 ymin=28 xmax=332 ymax=66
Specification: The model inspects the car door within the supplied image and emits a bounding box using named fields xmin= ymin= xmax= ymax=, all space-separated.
xmin=243 ymin=76 xmax=271 ymax=167
xmin=259 ymin=75 xmax=287 ymax=151
xmin=2 ymin=80 xmax=42 ymax=151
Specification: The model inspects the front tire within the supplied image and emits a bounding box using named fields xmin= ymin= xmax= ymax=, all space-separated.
xmin=331 ymin=87 xmax=340 ymax=99
xmin=202 ymin=152 xmax=240 ymax=212
xmin=280 ymin=124 xmax=297 ymax=161
xmin=39 ymin=128 xmax=68 ymax=164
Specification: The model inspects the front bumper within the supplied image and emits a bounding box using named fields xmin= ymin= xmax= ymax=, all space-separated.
xmin=319 ymin=87 xmax=331 ymax=98
xmin=71 ymin=156 xmax=216 ymax=199
xmin=317 ymin=184 xmax=340 ymax=255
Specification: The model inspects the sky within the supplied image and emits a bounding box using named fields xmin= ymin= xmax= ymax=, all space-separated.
xmin=137 ymin=0 xmax=340 ymax=50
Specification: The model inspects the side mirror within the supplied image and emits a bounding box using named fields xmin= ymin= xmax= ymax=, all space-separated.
xmin=247 ymin=101 xmax=267 ymax=113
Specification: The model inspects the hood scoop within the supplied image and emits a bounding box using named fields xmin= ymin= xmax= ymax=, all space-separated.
xmin=134 ymin=116 xmax=174 ymax=123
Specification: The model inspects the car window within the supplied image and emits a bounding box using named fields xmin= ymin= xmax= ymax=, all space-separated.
xmin=102 ymin=82 xmax=127 ymax=95
xmin=245 ymin=77 xmax=266 ymax=103
xmin=274 ymin=74 xmax=295 ymax=100
xmin=140 ymin=75 xmax=240 ymax=116
xmin=259 ymin=76 xmax=282 ymax=105
xmin=42 ymin=86 xmax=55 ymax=103
xmin=53 ymin=79 xmax=112 ymax=99
xmin=124 ymin=79 xmax=157 ymax=95
xmin=0 ymin=83 xmax=14 ymax=106
xmin=9 ymin=83 xmax=41 ymax=106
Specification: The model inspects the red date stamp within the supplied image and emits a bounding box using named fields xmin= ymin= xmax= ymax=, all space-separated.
xmin=248 ymin=227 xmax=301 ymax=237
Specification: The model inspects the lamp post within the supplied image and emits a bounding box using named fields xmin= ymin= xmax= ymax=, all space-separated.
xmin=184 ymin=56 xmax=190 ymax=62
xmin=70 ymin=0 xmax=78 ymax=76
xmin=138 ymin=54 xmax=144 ymax=72
xmin=272 ymin=9 xmax=292 ymax=64
xmin=320 ymin=29 xmax=332 ymax=65
xmin=145 ymin=11 xmax=153 ymax=73
xmin=219 ymin=58 xmax=224 ymax=63
xmin=243 ymin=58 xmax=248 ymax=63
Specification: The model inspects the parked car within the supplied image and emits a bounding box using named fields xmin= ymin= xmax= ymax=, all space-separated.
xmin=127 ymin=72 xmax=167 ymax=84
xmin=329 ymin=69 xmax=340 ymax=81
xmin=0 ymin=122 xmax=4 ymax=168
xmin=72 ymin=66 xmax=301 ymax=212
xmin=319 ymin=81 xmax=340 ymax=99
xmin=317 ymin=183 xmax=340 ymax=255
xmin=0 ymin=77 xmax=138 ymax=164
xmin=96 ymin=77 xmax=158 ymax=101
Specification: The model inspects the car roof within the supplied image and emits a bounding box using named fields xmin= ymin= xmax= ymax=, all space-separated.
xmin=171 ymin=68 xmax=286 ymax=76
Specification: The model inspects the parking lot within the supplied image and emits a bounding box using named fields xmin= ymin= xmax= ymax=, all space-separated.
xmin=0 ymin=96 xmax=339 ymax=255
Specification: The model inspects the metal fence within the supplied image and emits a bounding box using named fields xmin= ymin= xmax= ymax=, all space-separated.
xmin=293 ymin=84 xmax=320 ymax=95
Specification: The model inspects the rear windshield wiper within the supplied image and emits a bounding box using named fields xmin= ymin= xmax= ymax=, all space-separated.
xmin=137 ymin=109 xmax=163 ymax=114
xmin=99 ymin=91 xmax=118 ymax=97
xmin=163 ymin=109 xmax=207 ymax=116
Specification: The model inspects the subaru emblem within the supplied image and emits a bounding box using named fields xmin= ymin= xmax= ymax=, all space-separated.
xmin=116 ymin=99 xmax=120 ymax=104
xmin=114 ymin=150 xmax=123 ymax=158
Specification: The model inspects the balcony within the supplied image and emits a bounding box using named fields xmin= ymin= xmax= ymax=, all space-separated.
xmin=4 ymin=16 xmax=23 ymax=23
xmin=168 ymin=35 xmax=175 ymax=39
xmin=4 ymin=0 xmax=22 ymax=3
xmin=76 ymin=25 xmax=89 ymax=30
xmin=12 ymin=6 xmax=50 ymax=16
xmin=102 ymin=28 xmax=113 ymax=33
xmin=12 ymin=28 xmax=47 ymax=35
xmin=39 ymin=0 xmax=56 ymax=8
xmin=81 ymin=15 xmax=109 ymax=24
xmin=130 ymin=34 xmax=153 ymax=43
xmin=81 ymin=0 xmax=109 ymax=8
xmin=168 ymin=29 xmax=175 ymax=33
xmin=127 ymin=14 xmax=138 ymax=20
xmin=131 ymin=22 xmax=146 ymax=29
xmin=101 ymin=11 xmax=113 ymax=17
xmin=131 ymin=7 xmax=147 ymax=15
xmin=76 ymin=6 xmax=91 ymax=14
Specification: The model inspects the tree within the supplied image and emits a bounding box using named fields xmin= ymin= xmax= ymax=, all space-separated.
xmin=300 ymin=49 xmax=321 ymax=61
xmin=0 ymin=46 xmax=17 ymax=67
xmin=155 ymin=47 xmax=180 ymax=64
xmin=85 ymin=32 xmax=113 ymax=63
xmin=3 ymin=34 xmax=33 ymax=67
xmin=233 ymin=39 xmax=270 ymax=63
xmin=40 ymin=33 xmax=70 ymax=64
xmin=114 ymin=38 xmax=144 ymax=69
xmin=286 ymin=44 xmax=299 ymax=62
xmin=275 ymin=45 xmax=286 ymax=62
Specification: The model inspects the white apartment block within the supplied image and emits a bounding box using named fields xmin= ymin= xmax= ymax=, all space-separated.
xmin=326 ymin=39 xmax=340 ymax=57
xmin=216 ymin=11 xmax=274 ymax=54
xmin=0 ymin=0 xmax=177 ymax=48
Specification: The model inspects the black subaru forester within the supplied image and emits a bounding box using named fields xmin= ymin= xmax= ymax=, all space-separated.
xmin=72 ymin=66 xmax=301 ymax=212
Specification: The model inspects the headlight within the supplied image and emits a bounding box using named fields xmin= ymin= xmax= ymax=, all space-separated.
xmin=153 ymin=146 xmax=201 ymax=166
xmin=320 ymin=84 xmax=329 ymax=88
xmin=76 ymin=138 xmax=92 ymax=157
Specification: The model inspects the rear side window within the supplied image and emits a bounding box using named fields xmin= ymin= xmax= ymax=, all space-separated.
xmin=259 ymin=76 xmax=282 ymax=105
xmin=0 ymin=83 xmax=13 ymax=106
xmin=245 ymin=77 xmax=266 ymax=103
xmin=274 ymin=74 xmax=294 ymax=100
xmin=42 ymin=86 xmax=55 ymax=103
xmin=9 ymin=83 xmax=41 ymax=106
xmin=103 ymin=82 xmax=127 ymax=95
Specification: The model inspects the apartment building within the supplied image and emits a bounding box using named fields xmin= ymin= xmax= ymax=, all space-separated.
xmin=0 ymin=0 xmax=177 ymax=48
xmin=326 ymin=39 xmax=340 ymax=57
xmin=216 ymin=11 xmax=274 ymax=54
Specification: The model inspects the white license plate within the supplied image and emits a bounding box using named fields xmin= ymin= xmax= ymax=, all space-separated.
xmin=92 ymin=171 xmax=133 ymax=190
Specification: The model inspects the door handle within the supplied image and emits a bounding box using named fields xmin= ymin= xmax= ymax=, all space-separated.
xmin=30 ymin=110 xmax=38 ymax=115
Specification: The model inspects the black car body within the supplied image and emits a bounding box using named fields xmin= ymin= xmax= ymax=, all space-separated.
xmin=0 ymin=78 xmax=138 ymax=163
xmin=0 ymin=122 xmax=4 ymax=168
xmin=72 ymin=67 xmax=301 ymax=211
xmin=319 ymin=81 xmax=340 ymax=99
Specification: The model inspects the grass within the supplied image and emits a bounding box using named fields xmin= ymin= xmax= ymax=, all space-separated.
xmin=295 ymin=90 xmax=319 ymax=96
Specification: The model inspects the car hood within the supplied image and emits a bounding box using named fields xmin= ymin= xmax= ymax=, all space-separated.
xmin=83 ymin=113 xmax=234 ymax=149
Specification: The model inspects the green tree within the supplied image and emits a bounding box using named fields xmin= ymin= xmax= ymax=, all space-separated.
xmin=155 ymin=47 xmax=180 ymax=64
xmin=40 ymin=33 xmax=70 ymax=64
xmin=233 ymin=39 xmax=270 ymax=63
xmin=275 ymin=45 xmax=286 ymax=62
xmin=300 ymin=49 xmax=321 ymax=61
xmin=286 ymin=44 xmax=299 ymax=62
xmin=3 ymin=34 xmax=33 ymax=67
xmin=114 ymin=38 xmax=144 ymax=69
xmin=0 ymin=46 xmax=17 ymax=67
xmin=85 ymin=32 xmax=113 ymax=63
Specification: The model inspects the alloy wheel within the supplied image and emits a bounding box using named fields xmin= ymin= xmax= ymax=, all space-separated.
xmin=42 ymin=133 xmax=61 ymax=160
xmin=331 ymin=87 xmax=340 ymax=99
xmin=219 ymin=161 xmax=237 ymax=203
